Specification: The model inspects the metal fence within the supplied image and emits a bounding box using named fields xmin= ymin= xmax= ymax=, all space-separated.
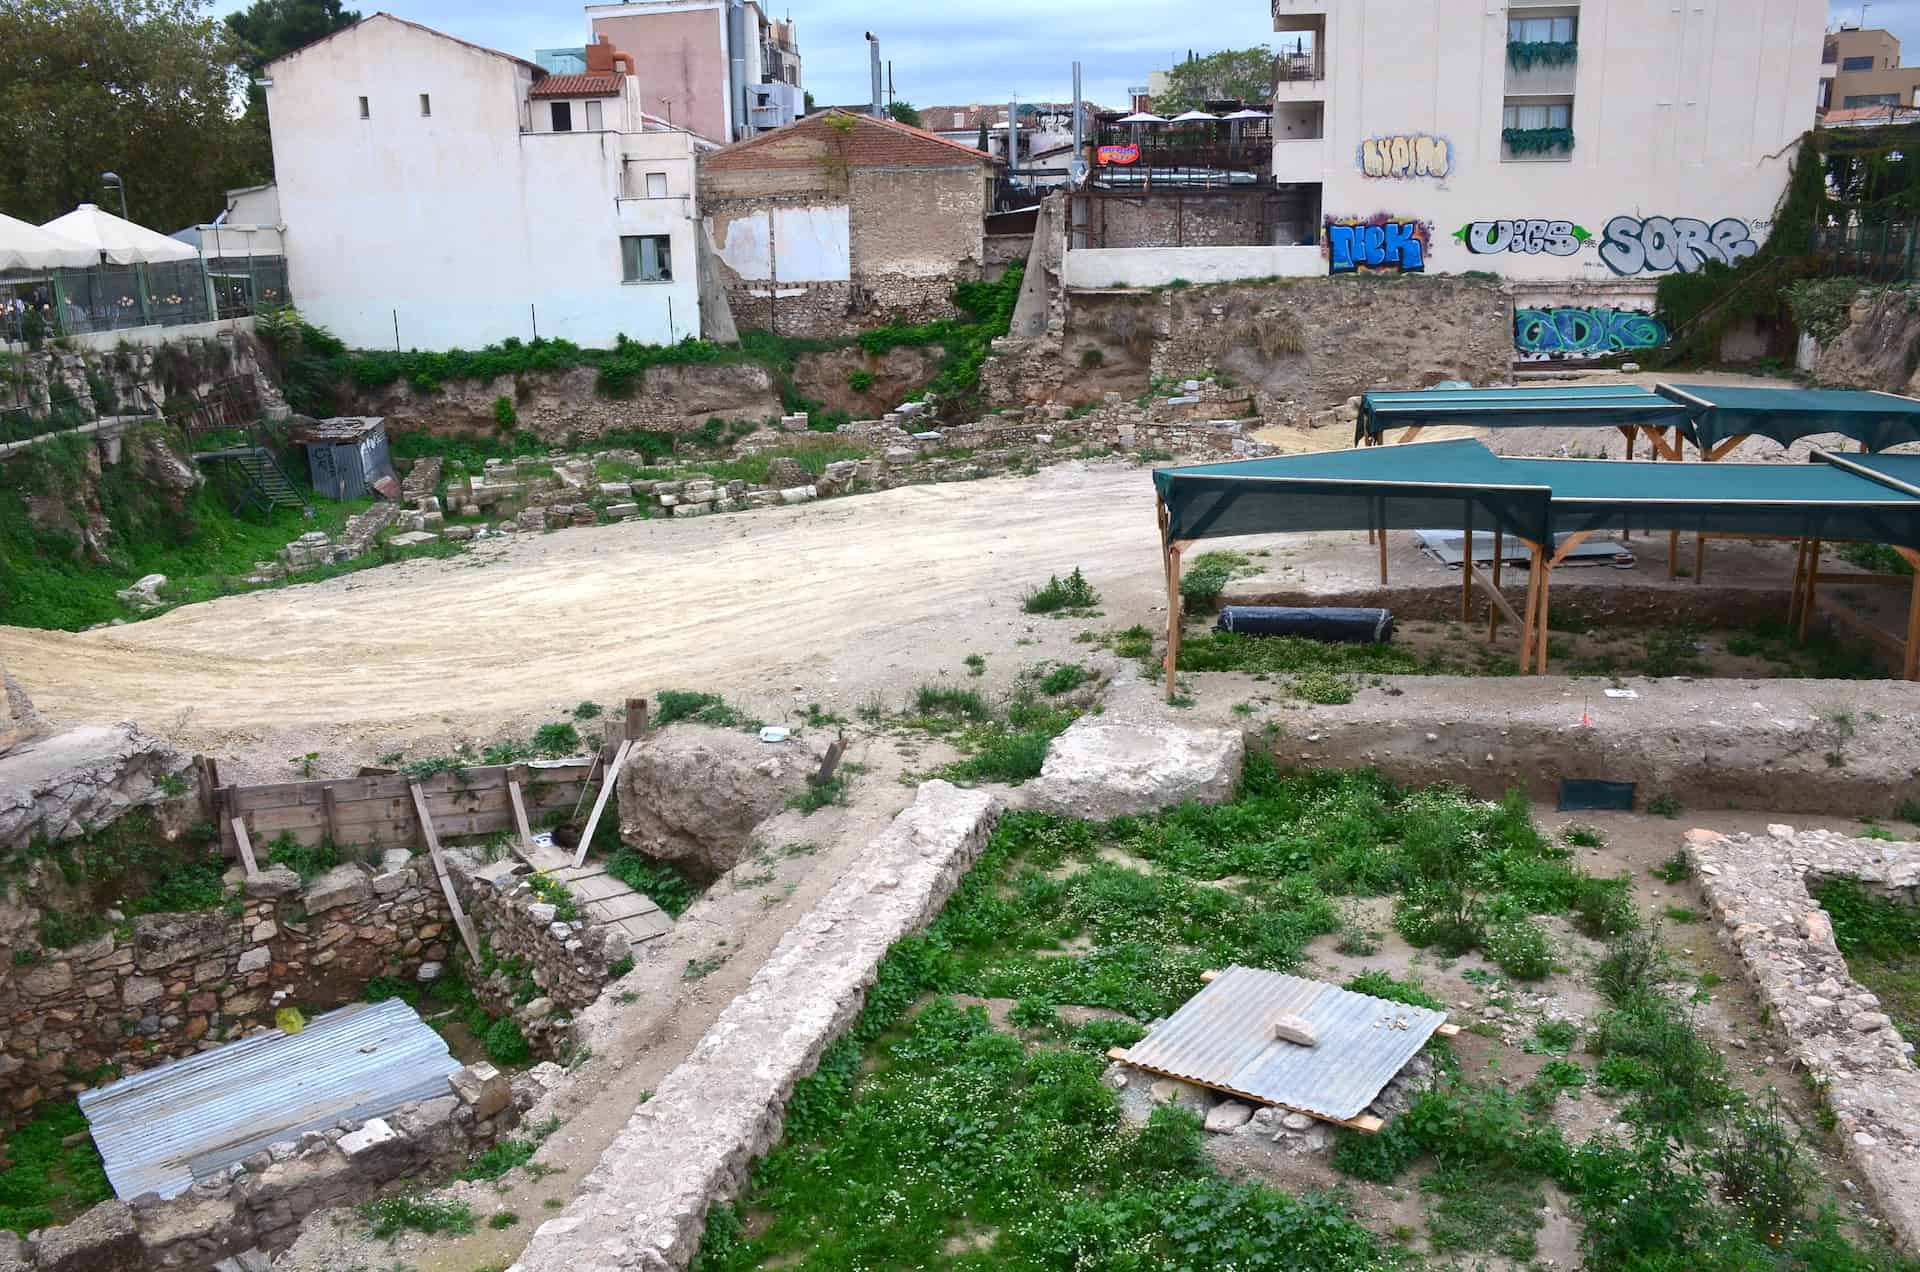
xmin=0 ymin=255 xmax=293 ymax=346
xmin=1808 ymin=222 xmax=1920 ymax=281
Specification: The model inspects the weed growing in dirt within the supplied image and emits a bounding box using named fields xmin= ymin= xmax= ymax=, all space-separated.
xmin=1179 ymin=550 xmax=1256 ymax=609
xmin=1020 ymin=567 xmax=1100 ymax=614
xmin=1177 ymin=630 xmax=1422 ymax=678
xmin=1039 ymin=663 xmax=1088 ymax=695
xmin=572 ymin=701 xmax=603 ymax=720
xmin=911 ymin=684 xmax=990 ymax=722
xmin=1813 ymin=879 xmax=1920 ymax=1043
xmin=684 ymin=953 xmax=728 ymax=981
xmin=459 ymin=1116 xmax=562 ymax=1182
xmin=481 ymin=1018 xmax=532 ymax=1067
xmin=264 ymin=832 xmax=342 ymax=883
xmin=788 ymin=773 xmax=849 ymax=814
xmin=1563 ymin=824 xmax=1607 ymax=849
xmin=963 ymin=653 xmax=986 ymax=677
xmin=1289 ymin=667 xmax=1356 ymax=705
xmin=607 ymin=850 xmax=700 ymax=918
xmin=1647 ymin=793 xmax=1683 ymax=819
xmin=527 ymin=873 xmax=580 ymax=922
xmin=1898 ymin=796 xmax=1920 ymax=826
xmin=652 ymin=690 xmax=760 ymax=730
xmin=1652 ymin=849 xmax=1692 ymax=882
xmin=935 ymin=691 xmax=1078 ymax=786
xmin=532 ymin=722 xmax=581 ymax=756
xmin=359 ymin=1195 xmax=474 ymax=1239
xmin=488 ymin=1212 xmax=520 ymax=1229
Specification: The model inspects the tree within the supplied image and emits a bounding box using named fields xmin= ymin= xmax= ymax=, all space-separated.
xmin=885 ymin=100 xmax=923 ymax=128
xmin=1155 ymin=45 xmax=1275 ymax=114
xmin=976 ymin=121 xmax=990 ymax=154
xmin=0 ymin=0 xmax=250 ymax=231
xmin=225 ymin=0 xmax=361 ymax=177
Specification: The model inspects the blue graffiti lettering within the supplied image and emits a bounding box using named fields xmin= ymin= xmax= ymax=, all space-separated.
xmin=1513 ymin=307 xmax=1669 ymax=358
xmin=1598 ymin=216 xmax=1759 ymax=275
xmin=1326 ymin=218 xmax=1429 ymax=274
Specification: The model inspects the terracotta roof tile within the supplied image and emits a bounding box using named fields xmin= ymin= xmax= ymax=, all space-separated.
xmin=531 ymin=73 xmax=622 ymax=98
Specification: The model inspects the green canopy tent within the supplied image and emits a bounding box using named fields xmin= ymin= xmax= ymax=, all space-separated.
xmin=1659 ymin=383 xmax=1920 ymax=458
xmin=1357 ymin=384 xmax=1696 ymax=456
xmin=1152 ymin=439 xmax=1920 ymax=698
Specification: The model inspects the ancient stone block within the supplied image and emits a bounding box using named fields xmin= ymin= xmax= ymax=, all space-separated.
xmin=132 ymin=910 xmax=234 ymax=973
xmin=32 ymin=1199 xmax=141 ymax=1272
xmin=1025 ymin=720 xmax=1245 ymax=821
xmin=448 ymin=1063 xmax=511 ymax=1120
xmin=304 ymin=864 xmax=371 ymax=913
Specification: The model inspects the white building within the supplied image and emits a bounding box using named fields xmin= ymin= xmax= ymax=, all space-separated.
xmin=1271 ymin=0 xmax=1827 ymax=286
xmin=263 ymin=15 xmax=714 ymax=352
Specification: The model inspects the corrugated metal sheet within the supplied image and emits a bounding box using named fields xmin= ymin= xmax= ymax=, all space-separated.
xmin=1119 ymin=967 xmax=1446 ymax=1123
xmin=78 ymin=999 xmax=459 ymax=1201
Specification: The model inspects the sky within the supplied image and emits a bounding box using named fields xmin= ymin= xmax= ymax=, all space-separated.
xmin=205 ymin=1 xmax=1920 ymax=114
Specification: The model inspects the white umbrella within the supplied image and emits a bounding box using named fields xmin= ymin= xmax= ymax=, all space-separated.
xmin=0 ymin=212 xmax=96 ymax=271
xmin=41 ymin=203 xmax=197 ymax=266
xmin=1222 ymin=108 xmax=1270 ymax=120
xmin=1169 ymin=109 xmax=1220 ymax=123
xmin=1117 ymin=111 xmax=1167 ymax=125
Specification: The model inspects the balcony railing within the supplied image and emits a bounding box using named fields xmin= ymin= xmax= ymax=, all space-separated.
xmin=1275 ymin=51 xmax=1324 ymax=84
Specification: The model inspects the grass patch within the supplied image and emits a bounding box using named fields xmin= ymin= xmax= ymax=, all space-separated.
xmin=652 ymin=690 xmax=760 ymax=730
xmin=788 ymin=773 xmax=849 ymax=815
xmin=1038 ymin=664 xmax=1088 ymax=695
xmin=1179 ymin=550 xmax=1257 ymax=610
xmin=935 ymin=692 xmax=1077 ymax=786
xmin=1177 ymin=630 xmax=1423 ymax=678
xmin=912 ymin=684 xmax=991 ymax=721
xmin=359 ymin=1195 xmax=474 ymax=1239
xmin=0 ymin=1101 xmax=111 ymax=1235
xmin=607 ymin=849 xmax=701 ymax=918
xmin=1814 ymin=879 xmax=1920 ymax=1044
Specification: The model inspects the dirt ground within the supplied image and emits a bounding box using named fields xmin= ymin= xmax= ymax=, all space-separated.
xmin=0 ymin=460 xmax=1174 ymax=782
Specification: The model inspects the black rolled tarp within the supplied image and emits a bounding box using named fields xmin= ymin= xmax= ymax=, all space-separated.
xmin=1215 ymin=607 xmax=1396 ymax=644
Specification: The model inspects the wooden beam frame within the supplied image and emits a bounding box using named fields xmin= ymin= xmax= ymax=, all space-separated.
xmin=1460 ymin=502 xmax=1474 ymax=623
xmin=411 ymin=782 xmax=482 ymax=963
xmin=572 ymin=738 xmax=633 ymax=868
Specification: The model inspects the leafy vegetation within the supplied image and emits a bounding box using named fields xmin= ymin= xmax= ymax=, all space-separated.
xmin=1179 ymin=550 xmax=1256 ymax=609
xmin=652 ymin=690 xmax=760 ymax=730
xmin=1813 ymin=879 xmax=1920 ymax=1043
xmin=607 ymin=850 xmax=701 ymax=918
xmin=359 ymin=1194 xmax=474 ymax=1239
xmin=4 ymin=813 xmax=227 ymax=949
xmin=1037 ymin=663 xmax=1088 ymax=695
xmin=0 ymin=1100 xmax=111 ymax=1235
xmin=934 ymin=690 xmax=1079 ymax=787
xmin=1020 ymin=567 xmax=1100 ymax=615
xmin=264 ymin=831 xmax=342 ymax=883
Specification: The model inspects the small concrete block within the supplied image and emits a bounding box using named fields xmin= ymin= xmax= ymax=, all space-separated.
xmin=387 ymin=530 xmax=438 ymax=548
xmin=448 ymin=1062 xmax=511 ymax=1120
xmin=1272 ymin=1013 xmax=1320 ymax=1047
xmin=244 ymin=866 xmax=302 ymax=900
xmin=303 ymin=864 xmax=371 ymax=912
xmin=606 ymin=502 xmax=639 ymax=519
xmin=337 ymin=1118 xmax=398 ymax=1156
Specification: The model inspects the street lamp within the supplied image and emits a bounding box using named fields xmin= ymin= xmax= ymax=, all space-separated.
xmin=100 ymin=171 xmax=128 ymax=221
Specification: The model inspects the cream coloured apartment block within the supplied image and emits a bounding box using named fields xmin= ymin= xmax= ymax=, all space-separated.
xmin=1271 ymin=0 xmax=1828 ymax=281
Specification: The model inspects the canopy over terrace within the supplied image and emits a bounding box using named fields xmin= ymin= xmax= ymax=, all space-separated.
xmin=1356 ymin=384 xmax=1694 ymax=449
xmin=1658 ymin=383 xmax=1920 ymax=456
xmin=1151 ymin=439 xmax=1920 ymax=696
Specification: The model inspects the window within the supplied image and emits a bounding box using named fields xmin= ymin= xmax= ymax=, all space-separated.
xmin=585 ymin=100 xmax=603 ymax=129
xmin=419 ymin=93 xmax=431 ymax=117
xmin=1508 ymin=14 xmax=1576 ymax=43
xmin=1844 ymin=92 xmax=1902 ymax=108
xmin=952 ymin=111 xmax=966 ymax=128
xmin=621 ymin=234 xmax=672 ymax=283
xmin=645 ymin=171 xmax=669 ymax=198
xmin=1843 ymin=55 xmax=1877 ymax=71
xmin=358 ymin=95 xmax=370 ymax=119
xmin=551 ymin=101 xmax=572 ymax=131
xmin=1503 ymin=101 xmax=1573 ymax=130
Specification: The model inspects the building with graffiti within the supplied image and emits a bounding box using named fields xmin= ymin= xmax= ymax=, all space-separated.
xmin=1270 ymin=0 xmax=1827 ymax=291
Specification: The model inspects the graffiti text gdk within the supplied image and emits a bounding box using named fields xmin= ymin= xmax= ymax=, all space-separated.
xmin=1599 ymin=216 xmax=1759 ymax=275
xmin=1457 ymin=220 xmax=1592 ymax=257
xmin=1514 ymin=308 xmax=1669 ymax=358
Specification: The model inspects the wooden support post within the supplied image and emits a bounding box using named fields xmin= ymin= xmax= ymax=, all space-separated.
xmin=1537 ymin=560 xmax=1552 ymax=674
xmin=320 ymin=784 xmax=340 ymax=846
xmin=1694 ymin=531 xmax=1707 ymax=586
xmin=231 ymin=817 xmax=260 ymax=879
xmin=1800 ymin=541 xmax=1822 ymax=642
xmin=1789 ymin=538 xmax=1808 ymax=627
xmin=572 ymin=738 xmax=633 ymax=868
xmin=507 ymin=772 xmax=536 ymax=856
xmin=1164 ymin=541 xmax=1187 ymax=703
xmin=1488 ymin=527 xmax=1504 ymax=642
xmin=411 ymin=782 xmax=482 ymax=964
xmin=194 ymin=755 xmax=217 ymax=824
xmin=1906 ymin=571 xmax=1920 ymax=682
xmin=1377 ymin=497 xmax=1389 ymax=586
xmin=625 ymin=697 xmax=649 ymax=745
xmin=1668 ymin=530 xmax=1681 ymax=581
xmin=1519 ymin=543 xmax=1544 ymax=673
xmin=1460 ymin=502 xmax=1473 ymax=623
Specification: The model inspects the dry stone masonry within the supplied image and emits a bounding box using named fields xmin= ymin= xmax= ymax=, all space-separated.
xmin=1685 ymin=826 xmax=1920 ymax=1251
xmin=0 ymin=853 xmax=452 ymax=1119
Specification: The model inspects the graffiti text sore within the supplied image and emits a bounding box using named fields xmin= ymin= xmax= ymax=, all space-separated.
xmin=1457 ymin=219 xmax=1592 ymax=257
xmin=1360 ymin=134 xmax=1453 ymax=179
xmin=1514 ymin=307 xmax=1670 ymax=358
xmin=1326 ymin=216 xmax=1430 ymax=273
xmin=1598 ymin=216 xmax=1759 ymax=275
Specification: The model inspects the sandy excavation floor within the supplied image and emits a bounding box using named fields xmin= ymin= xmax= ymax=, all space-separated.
xmin=0 ymin=461 xmax=1173 ymax=779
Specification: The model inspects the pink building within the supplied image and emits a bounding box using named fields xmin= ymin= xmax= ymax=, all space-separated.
xmin=587 ymin=0 xmax=802 ymax=145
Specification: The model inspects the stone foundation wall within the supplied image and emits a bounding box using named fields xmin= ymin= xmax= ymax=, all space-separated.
xmin=515 ymin=781 xmax=1004 ymax=1272
xmin=1091 ymin=193 xmax=1269 ymax=249
xmin=453 ymin=858 xmax=631 ymax=1058
xmin=3 ymin=1061 xmax=524 ymax=1271
xmin=0 ymin=855 xmax=452 ymax=1121
xmin=1684 ymin=827 xmax=1920 ymax=1252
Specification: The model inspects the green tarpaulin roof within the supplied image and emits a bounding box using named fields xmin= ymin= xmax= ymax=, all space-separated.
xmin=1659 ymin=383 xmax=1920 ymax=453
xmin=1358 ymin=382 xmax=1920 ymax=453
xmin=1155 ymin=438 xmax=1920 ymax=550
xmin=1357 ymin=385 xmax=1692 ymax=444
